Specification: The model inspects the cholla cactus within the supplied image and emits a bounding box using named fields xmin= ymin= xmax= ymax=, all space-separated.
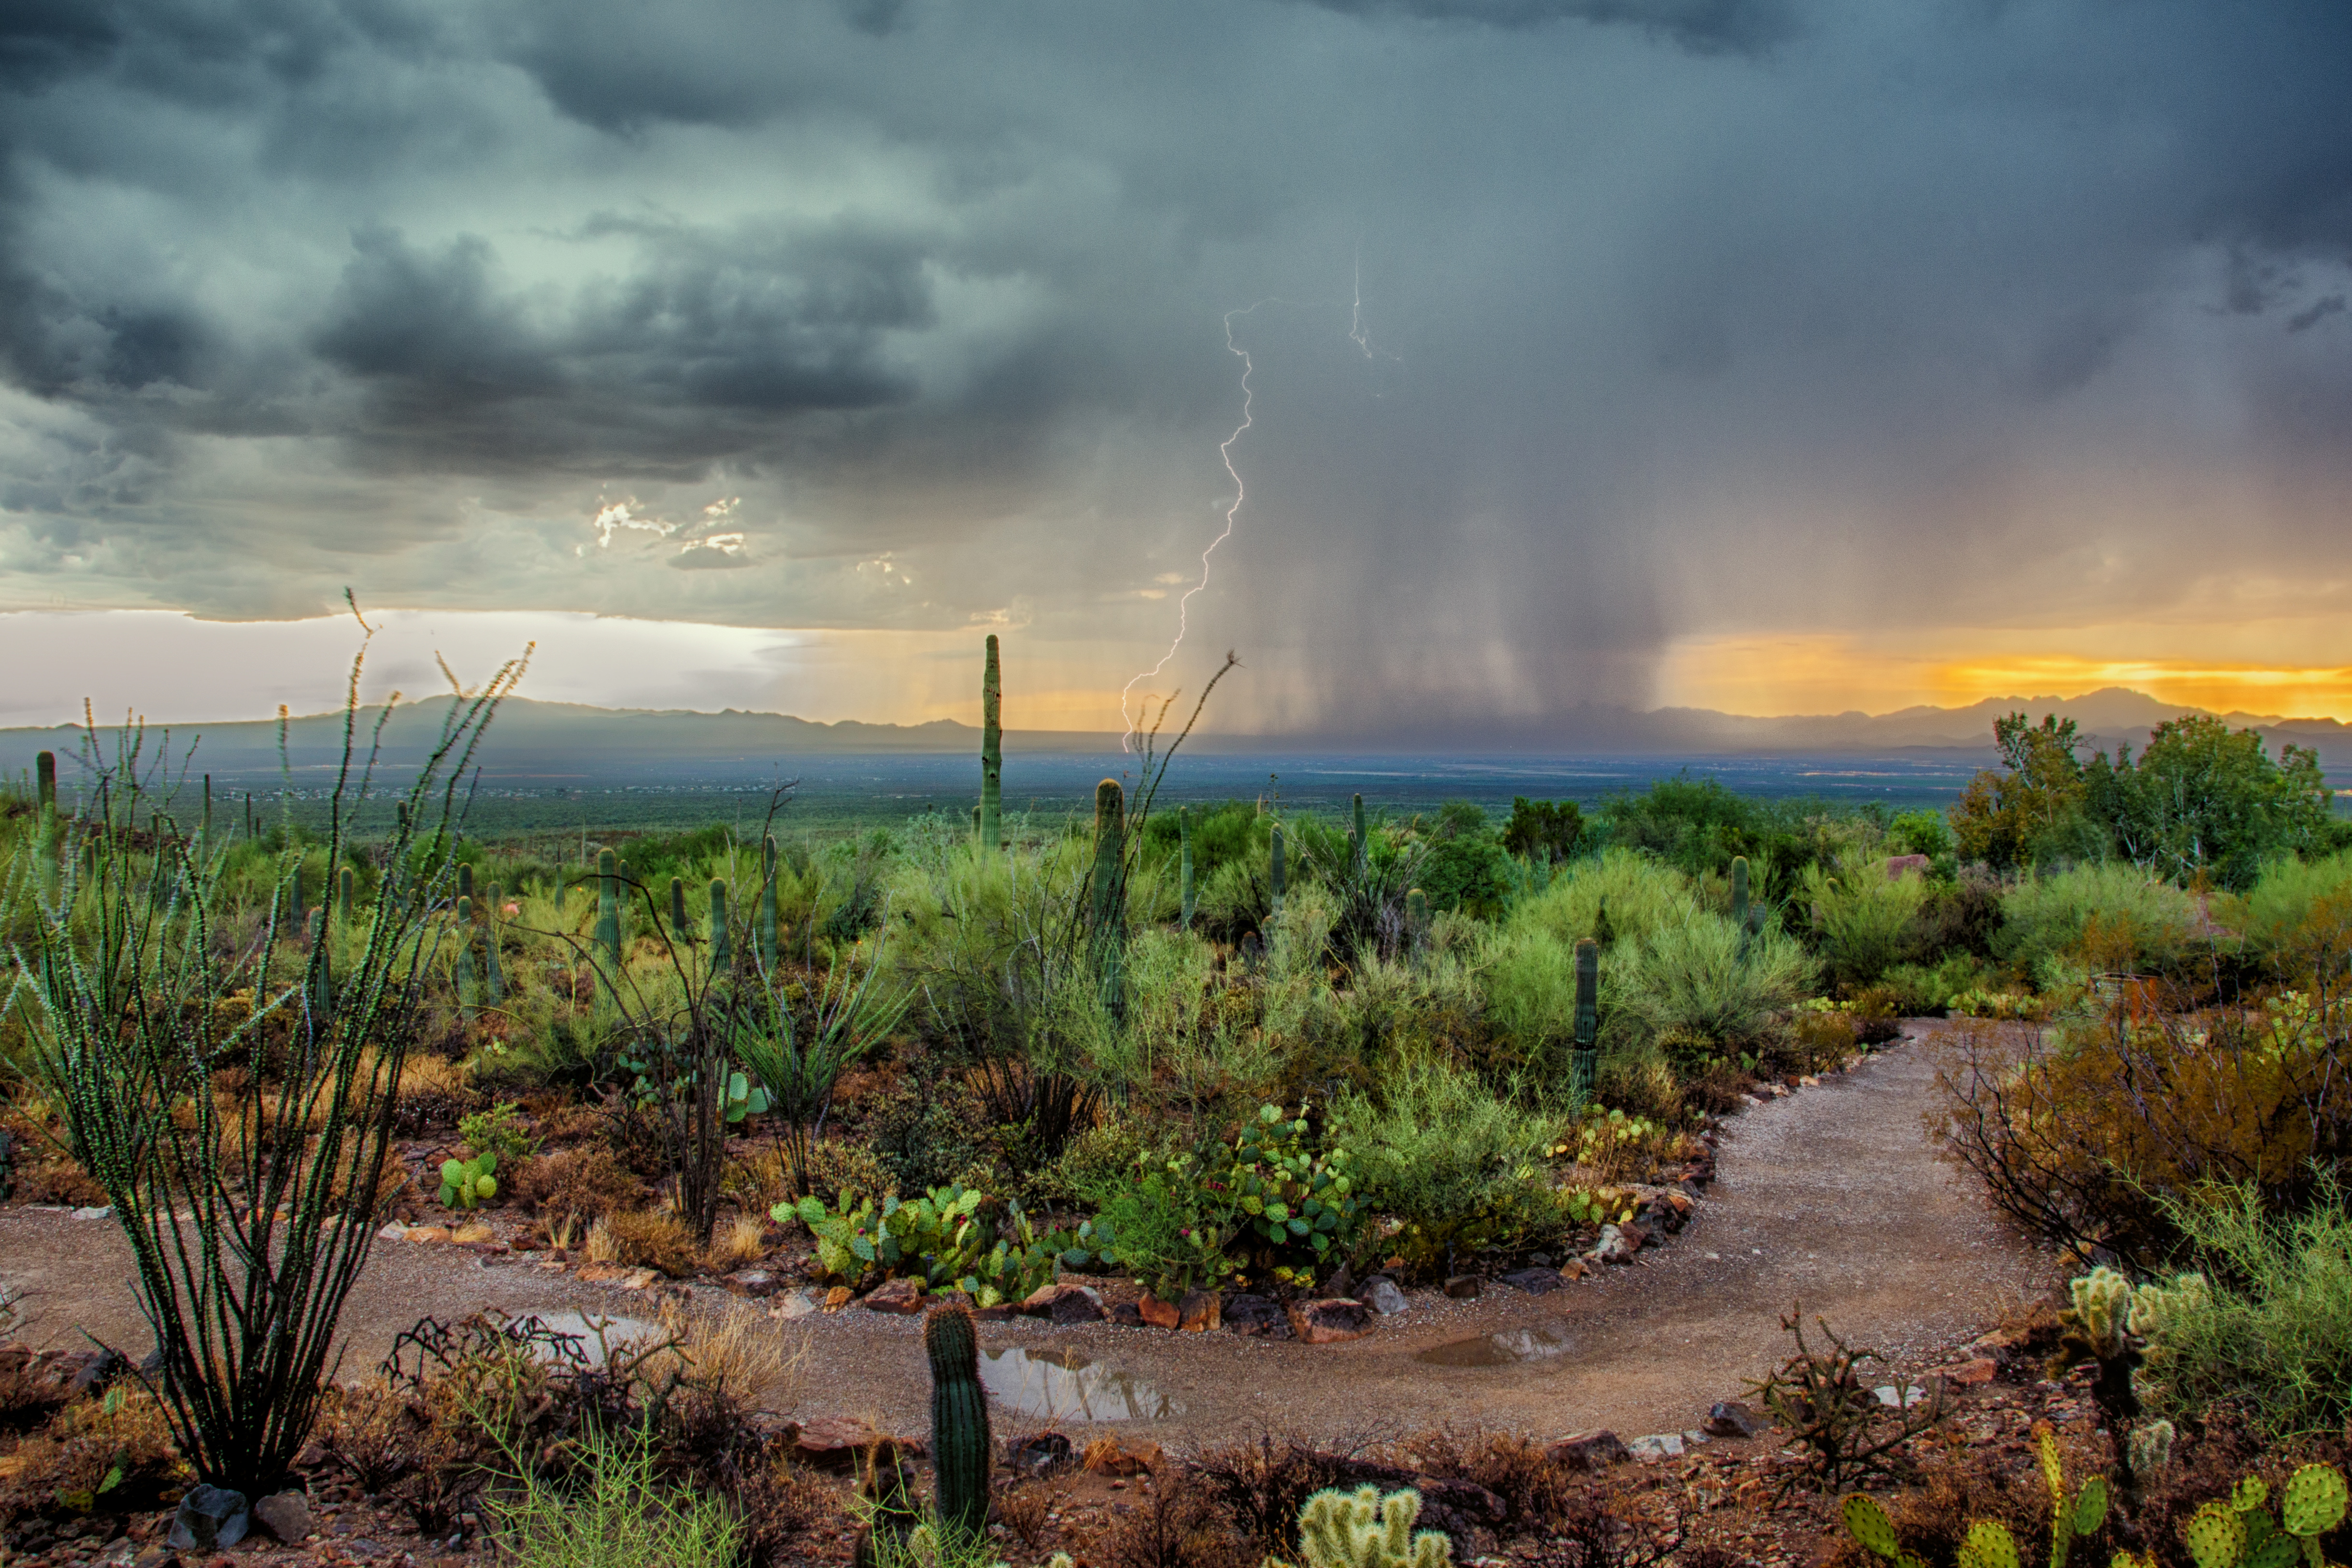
xmin=1296 ymin=1485 xmax=1451 ymax=1568
xmin=2053 ymin=1267 xmax=2147 ymax=1466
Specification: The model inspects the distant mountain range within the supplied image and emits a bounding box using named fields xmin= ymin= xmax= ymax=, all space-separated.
xmin=6 ymin=687 xmax=2348 ymax=784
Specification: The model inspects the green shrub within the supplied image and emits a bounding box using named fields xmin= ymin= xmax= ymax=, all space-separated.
xmin=1627 ymin=915 xmax=1816 ymax=1055
xmin=1877 ymin=954 xmax=1996 ymax=1015
xmin=487 ymin=1421 xmax=741 ymax=1568
xmin=458 ymin=1100 xmax=541 ymax=1169
xmin=1801 ymin=856 xmax=1929 ymax=989
xmin=1479 ymin=927 xmax=1581 ymax=1070
xmin=1509 ymin=849 xmax=1700 ymax=953
xmin=2228 ymin=850 xmax=2352 ymax=978
xmin=1996 ymin=862 xmax=2201 ymax=983
xmin=2134 ymin=1183 xmax=2352 ymax=1440
xmin=1328 ymin=1059 xmax=1563 ymax=1237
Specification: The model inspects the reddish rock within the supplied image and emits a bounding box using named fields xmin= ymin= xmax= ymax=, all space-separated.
xmin=1547 ymin=1430 xmax=1632 ymax=1471
xmin=723 ymin=1269 xmax=781 ymax=1298
xmin=1109 ymin=1301 xmax=1144 ymax=1326
xmin=1139 ymin=1291 xmax=1183 ymax=1330
xmin=403 ymin=1226 xmax=452 ymax=1244
xmin=1220 ymin=1294 xmax=1292 ymax=1339
xmin=1286 ymin=1297 xmax=1377 ymax=1345
xmin=1177 ymin=1289 xmax=1222 ymax=1333
xmin=1702 ymin=1401 xmax=1766 ymax=1438
xmin=1929 ymin=1356 xmax=1999 ymax=1388
xmin=1557 ymin=1259 xmax=1591 ymax=1282
xmin=862 ymin=1277 xmax=927 ymax=1314
xmin=788 ymin=1416 xmax=926 ymax=1469
xmin=577 ymin=1263 xmax=661 ymax=1290
xmin=823 ymin=1286 xmax=854 ymax=1312
xmin=1082 ymin=1436 xmax=1162 ymax=1476
xmin=1442 ymin=1275 xmax=1482 ymax=1299
xmin=972 ymin=1304 xmax=1015 ymax=1322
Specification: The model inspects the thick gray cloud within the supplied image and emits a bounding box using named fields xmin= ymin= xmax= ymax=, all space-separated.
xmin=0 ymin=0 xmax=2349 ymax=735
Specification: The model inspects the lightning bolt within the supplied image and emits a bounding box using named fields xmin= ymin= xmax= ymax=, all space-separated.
xmin=1119 ymin=268 xmax=1395 ymax=751
xmin=1120 ymin=301 xmax=1264 ymax=752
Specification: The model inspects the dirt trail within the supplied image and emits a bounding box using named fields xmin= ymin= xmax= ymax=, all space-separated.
xmin=0 ymin=1023 xmax=2055 ymax=1448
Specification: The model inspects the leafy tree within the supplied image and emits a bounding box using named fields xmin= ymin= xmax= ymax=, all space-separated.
xmin=1951 ymin=713 xmax=2090 ymax=870
xmin=2083 ymin=715 xmax=2332 ymax=889
xmin=1415 ymin=800 xmax=1512 ymax=914
xmin=1501 ymin=796 xmax=1583 ymax=864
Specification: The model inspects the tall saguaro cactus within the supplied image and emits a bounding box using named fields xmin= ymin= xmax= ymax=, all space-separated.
xmin=596 ymin=848 xmax=621 ymax=974
xmin=454 ymin=895 xmax=477 ymax=1020
xmin=980 ymin=634 xmax=1003 ymax=852
xmin=1179 ymin=806 xmax=1196 ymax=930
xmin=1269 ymin=823 xmax=1287 ymax=918
xmin=759 ymin=834 xmax=780 ymax=970
xmin=924 ymin=1303 xmax=993 ymax=1541
xmin=1571 ymin=937 xmax=1600 ymax=1106
xmin=709 ymin=878 xmax=731 ymax=972
xmin=670 ymin=875 xmax=687 ymax=937
xmin=1091 ymin=779 xmax=1126 ymax=1017
xmin=34 ymin=749 xmax=56 ymax=817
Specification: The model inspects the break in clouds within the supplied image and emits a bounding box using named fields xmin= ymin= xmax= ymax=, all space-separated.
xmin=0 ymin=0 xmax=2349 ymax=736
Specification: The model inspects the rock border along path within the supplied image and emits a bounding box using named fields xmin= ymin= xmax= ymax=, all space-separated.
xmin=0 ymin=1023 xmax=2054 ymax=1449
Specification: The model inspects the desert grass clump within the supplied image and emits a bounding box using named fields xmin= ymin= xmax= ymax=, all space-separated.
xmin=706 ymin=1209 xmax=769 ymax=1271
xmin=486 ymin=1420 xmax=742 ymax=1568
xmin=600 ymin=1208 xmax=700 ymax=1276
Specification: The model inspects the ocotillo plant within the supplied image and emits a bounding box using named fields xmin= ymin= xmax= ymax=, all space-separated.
xmin=759 ymin=834 xmax=779 ymax=970
xmin=306 ymin=909 xmax=332 ymax=1016
xmin=925 ymin=1302 xmax=993 ymax=1542
xmin=1179 ymin=806 xmax=1196 ymax=930
xmin=596 ymin=849 xmax=621 ymax=973
xmin=980 ymin=634 xmax=1003 ymax=852
xmin=1571 ymin=937 xmax=1600 ymax=1105
xmin=709 ymin=879 xmax=730 ymax=972
xmin=1270 ymin=823 xmax=1287 ymax=918
xmin=1092 ymin=779 xmax=1126 ymax=1017
xmin=670 ymin=875 xmax=687 ymax=937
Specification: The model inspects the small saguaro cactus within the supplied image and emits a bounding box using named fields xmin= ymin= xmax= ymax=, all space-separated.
xmin=1571 ymin=937 xmax=1600 ymax=1105
xmin=670 ymin=875 xmax=687 ymax=936
xmin=439 ymin=1149 xmax=498 ymax=1209
xmin=760 ymin=833 xmax=780 ymax=970
xmin=306 ymin=908 xmax=332 ymax=1016
xmin=1270 ymin=822 xmax=1287 ymax=917
xmin=925 ymin=1302 xmax=993 ymax=1542
xmin=1295 ymin=1484 xmax=1453 ymax=1568
xmin=454 ymin=895 xmax=477 ymax=1016
xmin=1091 ymin=780 xmax=1126 ymax=1016
xmin=709 ymin=878 xmax=731 ymax=971
xmin=980 ymin=633 xmax=1003 ymax=852
xmin=1179 ymin=806 xmax=1196 ymax=930
xmin=35 ymin=749 xmax=56 ymax=816
xmin=596 ymin=849 xmax=621 ymax=972
xmin=201 ymin=774 xmax=213 ymax=842
xmin=456 ymin=861 xmax=472 ymax=906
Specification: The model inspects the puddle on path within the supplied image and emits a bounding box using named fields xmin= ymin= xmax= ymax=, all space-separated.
xmin=980 ymin=1345 xmax=1183 ymax=1422
xmin=1415 ymin=1322 xmax=1578 ymax=1368
xmin=516 ymin=1311 xmax=661 ymax=1365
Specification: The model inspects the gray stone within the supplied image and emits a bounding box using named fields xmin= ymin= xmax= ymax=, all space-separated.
xmin=252 ymin=1489 xmax=315 ymax=1543
xmin=1626 ymin=1433 xmax=1685 ymax=1461
xmin=1546 ymin=1430 xmax=1630 ymax=1470
xmin=771 ymin=1287 xmax=822 ymax=1321
xmin=1356 ymin=1276 xmax=1409 ymax=1315
xmin=1220 ymin=1293 xmax=1292 ymax=1339
xmin=1008 ymin=1432 xmax=1075 ymax=1478
xmin=72 ymin=1204 xmax=114 ymax=1220
xmin=168 ymin=1483 xmax=250 ymax=1551
xmin=1498 ymin=1268 xmax=1564 ymax=1296
xmin=1702 ymin=1400 xmax=1765 ymax=1438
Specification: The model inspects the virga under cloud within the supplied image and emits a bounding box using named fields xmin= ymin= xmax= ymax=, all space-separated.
xmin=0 ymin=0 xmax=2348 ymax=734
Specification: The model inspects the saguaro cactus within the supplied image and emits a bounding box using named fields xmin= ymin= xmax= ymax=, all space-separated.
xmin=980 ymin=634 xmax=1003 ymax=852
xmin=454 ymin=895 xmax=477 ymax=1018
xmin=1571 ymin=937 xmax=1600 ymax=1105
xmin=1270 ymin=823 xmax=1287 ymax=918
xmin=925 ymin=1303 xmax=993 ymax=1541
xmin=34 ymin=750 xmax=56 ymax=816
xmin=596 ymin=849 xmax=621 ymax=972
xmin=1407 ymin=888 xmax=1430 ymax=955
xmin=307 ymin=908 xmax=333 ymax=1016
xmin=1351 ymin=792 xmax=1368 ymax=878
xmin=709 ymin=878 xmax=731 ymax=971
xmin=1092 ymin=779 xmax=1126 ymax=1016
xmin=1179 ymin=806 xmax=1196 ymax=930
xmin=670 ymin=875 xmax=687 ymax=936
xmin=760 ymin=833 xmax=780 ymax=970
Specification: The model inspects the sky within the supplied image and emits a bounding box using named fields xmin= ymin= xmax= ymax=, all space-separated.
xmin=2 ymin=0 xmax=2350 ymax=737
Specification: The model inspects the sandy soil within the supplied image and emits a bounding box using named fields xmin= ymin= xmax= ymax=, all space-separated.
xmin=0 ymin=1021 xmax=2055 ymax=1452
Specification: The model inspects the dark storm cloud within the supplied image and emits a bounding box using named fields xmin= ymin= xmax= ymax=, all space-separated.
xmin=1 ymin=0 xmax=2351 ymax=733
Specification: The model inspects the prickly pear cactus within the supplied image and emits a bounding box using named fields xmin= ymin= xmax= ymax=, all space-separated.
xmin=439 ymin=1150 xmax=498 ymax=1209
xmin=1958 ymin=1521 xmax=2021 ymax=1568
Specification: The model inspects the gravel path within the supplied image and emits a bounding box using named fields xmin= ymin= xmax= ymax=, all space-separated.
xmin=0 ymin=1024 xmax=2055 ymax=1448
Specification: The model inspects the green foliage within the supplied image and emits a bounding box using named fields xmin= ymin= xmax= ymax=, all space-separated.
xmin=1889 ymin=809 xmax=1955 ymax=859
xmin=440 ymin=1150 xmax=499 ymax=1209
xmin=1510 ymin=848 xmax=1700 ymax=952
xmin=2131 ymin=1184 xmax=2352 ymax=1439
xmin=1627 ymin=914 xmax=1816 ymax=1053
xmin=1415 ymin=801 xmax=1512 ymax=916
xmin=2228 ymin=850 xmax=2352 ymax=978
xmin=2086 ymin=715 xmax=2335 ymax=890
xmin=1329 ymin=1059 xmax=1560 ymax=1233
xmin=485 ymin=1419 xmax=741 ymax=1568
xmin=458 ymin=1100 xmax=540 ymax=1169
xmin=1803 ymin=855 xmax=1931 ymax=989
xmin=1226 ymin=1103 xmax=1368 ymax=1289
xmin=1996 ymin=863 xmax=2201 ymax=984
xmin=1294 ymin=1484 xmax=1453 ymax=1568
xmin=1080 ymin=1151 xmax=1242 ymax=1297
xmin=785 ymin=1183 xmax=986 ymax=1292
xmin=1501 ymin=797 xmax=1584 ymax=865
xmin=1952 ymin=713 xmax=2092 ymax=872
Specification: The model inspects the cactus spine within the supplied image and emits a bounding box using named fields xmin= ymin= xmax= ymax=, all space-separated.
xmin=596 ymin=849 xmax=621 ymax=973
xmin=709 ymin=878 xmax=731 ymax=972
xmin=1296 ymin=1484 xmax=1452 ymax=1568
xmin=1571 ymin=937 xmax=1600 ymax=1106
xmin=924 ymin=1302 xmax=993 ymax=1542
xmin=980 ymin=634 xmax=1003 ymax=852
xmin=1270 ymin=823 xmax=1286 ymax=918
xmin=1092 ymin=779 xmax=1126 ymax=1018
xmin=1179 ymin=806 xmax=1196 ymax=930
xmin=2182 ymin=1464 xmax=2349 ymax=1568
xmin=760 ymin=833 xmax=780 ymax=970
